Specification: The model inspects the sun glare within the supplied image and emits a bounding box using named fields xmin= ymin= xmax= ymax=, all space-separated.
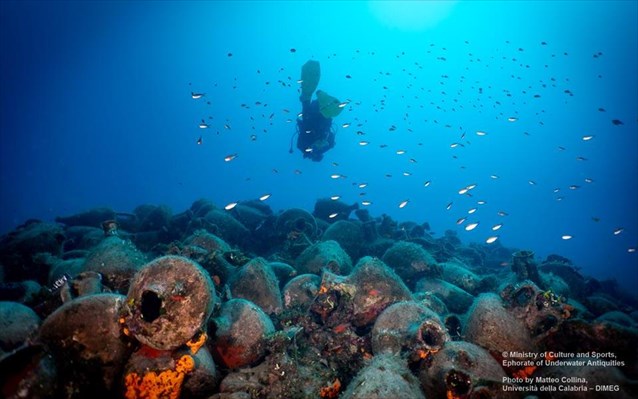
xmin=368 ymin=1 xmax=457 ymax=31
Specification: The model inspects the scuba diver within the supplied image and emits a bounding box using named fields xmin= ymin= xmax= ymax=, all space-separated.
xmin=289 ymin=60 xmax=344 ymax=162
xmin=295 ymin=96 xmax=335 ymax=161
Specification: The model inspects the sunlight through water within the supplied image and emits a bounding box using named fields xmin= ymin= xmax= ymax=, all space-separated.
xmin=368 ymin=0 xmax=458 ymax=31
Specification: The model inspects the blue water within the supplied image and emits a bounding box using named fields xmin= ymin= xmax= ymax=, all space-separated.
xmin=1 ymin=1 xmax=636 ymax=291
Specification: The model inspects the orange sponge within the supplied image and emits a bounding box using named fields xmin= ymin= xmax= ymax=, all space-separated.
xmin=124 ymin=355 xmax=195 ymax=399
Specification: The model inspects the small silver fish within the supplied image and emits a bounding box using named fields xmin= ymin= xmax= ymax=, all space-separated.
xmin=485 ymin=236 xmax=499 ymax=244
xmin=224 ymin=154 xmax=238 ymax=162
xmin=399 ymin=200 xmax=409 ymax=208
xmin=224 ymin=202 xmax=238 ymax=210
xmin=465 ymin=222 xmax=479 ymax=231
xmin=191 ymin=92 xmax=205 ymax=99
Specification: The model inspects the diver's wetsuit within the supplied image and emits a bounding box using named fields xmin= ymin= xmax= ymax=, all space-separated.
xmin=296 ymin=99 xmax=334 ymax=161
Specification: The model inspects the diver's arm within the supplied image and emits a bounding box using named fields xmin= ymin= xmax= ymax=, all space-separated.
xmin=328 ymin=127 xmax=336 ymax=148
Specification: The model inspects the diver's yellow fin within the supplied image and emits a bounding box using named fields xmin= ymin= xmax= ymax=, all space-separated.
xmin=316 ymin=90 xmax=344 ymax=118
xmin=300 ymin=60 xmax=320 ymax=102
